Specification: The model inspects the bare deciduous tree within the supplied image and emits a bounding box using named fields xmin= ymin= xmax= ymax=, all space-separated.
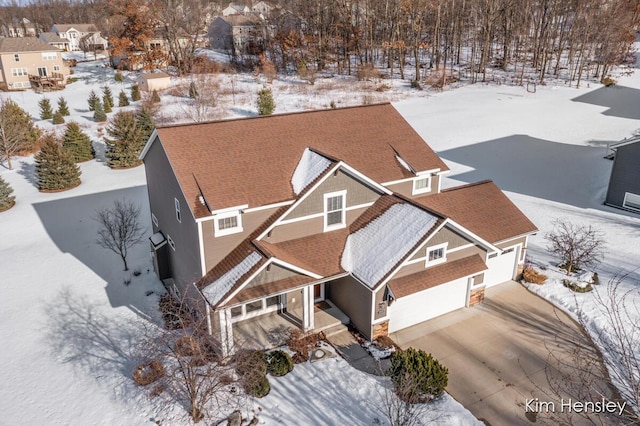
xmin=545 ymin=218 xmax=606 ymax=275
xmin=94 ymin=199 xmax=145 ymax=271
xmin=182 ymin=77 xmax=221 ymax=122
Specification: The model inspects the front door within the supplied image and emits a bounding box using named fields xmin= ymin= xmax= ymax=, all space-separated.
xmin=314 ymin=283 xmax=324 ymax=301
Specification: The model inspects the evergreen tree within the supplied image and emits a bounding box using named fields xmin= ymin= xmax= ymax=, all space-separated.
xmin=93 ymin=100 xmax=107 ymax=122
xmin=131 ymin=84 xmax=141 ymax=101
xmin=57 ymin=97 xmax=70 ymax=116
xmin=118 ymin=90 xmax=130 ymax=107
xmin=35 ymin=134 xmax=81 ymax=192
xmin=103 ymin=95 xmax=113 ymax=113
xmin=0 ymin=175 xmax=15 ymax=212
xmin=136 ymin=108 xmax=156 ymax=141
xmin=52 ymin=110 xmax=65 ymax=124
xmin=151 ymin=90 xmax=161 ymax=103
xmin=104 ymin=111 xmax=145 ymax=168
xmin=188 ymin=81 xmax=198 ymax=98
xmin=0 ymin=99 xmax=40 ymax=170
xmin=62 ymin=122 xmax=94 ymax=162
xmin=39 ymin=98 xmax=53 ymax=120
xmin=102 ymin=85 xmax=114 ymax=109
xmin=87 ymin=90 xmax=99 ymax=111
xmin=256 ymin=88 xmax=275 ymax=115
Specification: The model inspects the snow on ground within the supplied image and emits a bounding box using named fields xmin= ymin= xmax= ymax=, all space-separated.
xmin=1 ymin=49 xmax=639 ymax=424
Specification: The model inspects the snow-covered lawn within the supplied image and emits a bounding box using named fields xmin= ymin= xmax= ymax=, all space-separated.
xmin=1 ymin=49 xmax=639 ymax=424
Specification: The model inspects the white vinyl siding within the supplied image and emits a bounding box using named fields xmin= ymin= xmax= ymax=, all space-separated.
xmin=484 ymin=245 xmax=520 ymax=287
xmin=623 ymin=192 xmax=640 ymax=211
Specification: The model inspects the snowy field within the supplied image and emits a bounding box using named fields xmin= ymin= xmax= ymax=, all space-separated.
xmin=1 ymin=48 xmax=639 ymax=424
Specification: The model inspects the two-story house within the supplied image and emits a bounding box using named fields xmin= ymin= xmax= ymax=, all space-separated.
xmin=208 ymin=15 xmax=265 ymax=55
xmin=0 ymin=38 xmax=70 ymax=90
xmin=140 ymin=104 xmax=537 ymax=356
xmin=50 ymin=24 xmax=100 ymax=52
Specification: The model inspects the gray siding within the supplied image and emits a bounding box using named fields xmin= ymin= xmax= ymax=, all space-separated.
xmin=144 ymin=138 xmax=202 ymax=294
xmin=266 ymin=206 xmax=368 ymax=243
xmin=385 ymin=175 xmax=440 ymax=198
xmin=606 ymin=142 xmax=640 ymax=211
xmin=208 ymin=17 xmax=233 ymax=51
xmin=283 ymin=170 xmax=380 ymax=220
xmin=409 ymin=226 xmax=472 ymax=261
xmin=328 ymin=276 xmax=373 ymax=339
xmin=245 ymin=264 xmax=299 ymax=289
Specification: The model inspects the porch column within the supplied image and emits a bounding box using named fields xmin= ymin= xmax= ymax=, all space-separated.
xmin=302 ymin=286 xmax=314 ymax=330
xmin=218 ymin=308 xmax=235 ymax=357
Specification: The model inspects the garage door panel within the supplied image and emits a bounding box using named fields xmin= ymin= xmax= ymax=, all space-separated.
xmin=484 ymin=246 xmax=520 ymax=288
xmin=388 ymin=276 xmax=468 ymax=333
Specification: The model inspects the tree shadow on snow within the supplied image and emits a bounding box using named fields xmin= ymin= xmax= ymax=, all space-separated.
xmin=438 ymin=134 xmax=617 ymax=210
xmin=32 ymin=186 xmax=164 ymax=319
xmin=18 ymin=160 xmax=37 ymax=187
xmin=571 ymin=85 xmax=640 ymax=120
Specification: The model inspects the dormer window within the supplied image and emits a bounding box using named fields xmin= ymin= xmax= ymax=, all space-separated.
xmin=214 ymin=211 xmax=243 ymax=237
xmin=412 ymin=176 xmax=431 ymax=195
xmin=426 ymin=242 xmax=448 ymax=266
xmin=324 ymin=191 xmax=346 ymax=231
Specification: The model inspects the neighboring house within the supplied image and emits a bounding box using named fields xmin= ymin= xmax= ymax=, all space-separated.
xmin=605 ymin=135 xmax=640 ymax=213
xmin=222 ymin=3 xmax=251 ymax=16
xmin=208 ymin=15 xmax=265 ymax=55
xmin=2 ymin=18 xmax=37 ymax=38
xmin=252 ymin=1 xmax=274 ymax=17
xmin=0 ymin=37 xmax=69 ymax=90
xmin=79 ymin=32 xmax=108 ymax=52
xmin=38 ymin=32 xmax=70 ymax=51
xmin=137 ymin=72 xmax=171 ymax=91
xmin=50 ymin=24 xmax=99 ymax=51
xmin=140 ymin=103 xmax=537 ymax=356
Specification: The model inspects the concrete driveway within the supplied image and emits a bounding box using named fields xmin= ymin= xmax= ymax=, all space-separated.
xmin=390 ymin=281 xmax=618 ymax=426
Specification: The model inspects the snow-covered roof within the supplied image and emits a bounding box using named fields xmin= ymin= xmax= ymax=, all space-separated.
xmin=291 ymin=148 xmax=333 ymax=195
xmin=202 ymin=251 xmax=262 ymax=305
xmin=341 ymin=203 xmax=438 ymax=288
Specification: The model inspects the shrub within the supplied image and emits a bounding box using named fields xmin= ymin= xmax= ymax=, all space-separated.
xmin=410 ymin=80 xmax=422 ymax=90
xmin=87 ymin=90 xmax=99 ymax=111
xmin=39 ymin=97 xmax=53 ymax=119
xmin=62 ymin=121 xmax=94 ymax=162
xmin=93 ymin=100 xmax=107 ymax=122
xmin=356 ymin=63 xmax=382 ymax=81
xmin=115 ymin=72 xmax=125 ymax=82
xmin=52 ymin=110 xmax=65 ymax=124
xmin=256 ymin=88 xmax=275 ymax=115
xmin=287 ymin=329 xmax=324 ymax=362
xmin=118 ymin=90 xmax=130 ymax=107
xmin=131 ymin=84 xmax=141 ymax=101
xmin=235 ymin=349 xmax=267 ymax=378
xmin=267 ymin=350 xmax=293 ymax=377
xmin=247 ymin=375 xmax=270 ymax=398
xmin=522 ymin=266 xmax=548 ymax=284
xmin=151 ymin=90 xmax=161 ymax=103
xmin=35 ymin=134 xmax=81 ymax=192
xmin=0 ymin=175 xmax=15 ymax=212
xmin=57 ymin=97 xmax=70 ymax=116
xmin=601 ymin=76 xmax=616 ymax=87
xmin=174 ymin=336 xmax=199 ymax=357
xmin=387 ymin=348 xmax=448 ymax=403
xmin=102 ymin=86 xmax=114 ymax=109
xmin=562 ymin=279 xmax=593 ymax=293
xmin=133 ymin=360 xmax=165 ymax=386
xmin=103 ymin=95 xmax=113 ymax=113
xmin=188 ymin=81 xmax=198 ymax=98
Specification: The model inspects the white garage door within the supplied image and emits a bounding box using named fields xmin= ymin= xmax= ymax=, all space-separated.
xmin=388 ymin=276 xmax=469 ymax=333
xmin=484 ymin=245 xmax=520 ymax=288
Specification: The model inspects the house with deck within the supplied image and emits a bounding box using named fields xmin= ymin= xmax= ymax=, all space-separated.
xmin=50 ymin=24 xmax=100 ymax=52
xmin=0 ymin=37 xmax=69 ymax=91
xmin=140 ymin=104 xmax=537 ymax=356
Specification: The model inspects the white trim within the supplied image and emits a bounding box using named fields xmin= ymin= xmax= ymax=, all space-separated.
xmin=167 ymin=234 xmax=176 ymax=250
xmin=197 ymin=221 xmax=206 ymax=276
xmin=271 ymin=258 xmax=323 ymax=279
xmin=210 ymin=204 xmax=249 ymax=215
xmin=213 ymin=210 xmax=243 ymax=237
xmin=244 ymin=200 xmax=294 ymax=213
xmin=174 ymin=198 xmax=181 ymax=223
xmin=138 ymin=128 xmax=159 ymax=160
xmin=404 ymin=243 xmax=474 ymax=265
xmin=622 ymin=192 xmax=640 ymax=211
xmin=219 ymin=259 xmax=269 ymax=306
xmin=381 ymin=168 xmax=443 ymax=186
xmin=151 ymin=212 xmax=158 ymax=227
xmin=324 ymin=190 xmax=347 ymax=231
xmin=425 ymin=242 xmax=448 ymax=266
xmin=313 ymin=283 xmax=325 ymax=302
xmin=412 ymin=176 xmax=432 ymax=195
xmin=277 ymin=201 xmax=375 ymax=226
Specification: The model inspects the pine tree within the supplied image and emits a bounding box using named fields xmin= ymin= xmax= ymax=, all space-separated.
xmin=0 ymin=99 xmax=40 ymax=170
xmin=39 ymin=98 xmax=53 ymax=120
xmin=57 ymin=97 xmax=70 ymax=116
xmin=131 ymin=84 xmax=141 ymax=101
xmin=151 ymin=89 xmax=161 ymax=103
xmin=62 ymin=122 xmax=94 ymax=162
xmin=257 ymin=88 xmax=275 ymax=115
xmin=52 ymin=110 xmax=65 ymax=124
xmin=93 ymin=100 xmax=107 ymax=122
xmin=118 ymin=90 xmax=130 ymax=107
xmin=102 ymin=85 xmax=114 ymax=109
xmin=0 ymin=175 xmax=15 ymax=212
xmin=136 ymin=108 xmax=156 ymax=141
xmin=35 ymin=134 xmax=81 ymax=192
xmin=103 ymin=95 xmax=113 ymax=113
xmin=189 ymin=81 xmax=198 ymax=98
xmin=104 ymin=111 xmax=145 ymax=168
xmin=87 ymin=90 xmax=99 ymax=111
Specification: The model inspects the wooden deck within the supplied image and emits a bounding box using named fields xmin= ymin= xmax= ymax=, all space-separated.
xmin=29 ymin=72 xmax=66 ymax=91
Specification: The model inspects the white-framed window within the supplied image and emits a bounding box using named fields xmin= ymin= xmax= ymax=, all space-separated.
xmin=214 ymin=210 xmax=243 ymax=237
xmin=13 ymin=54 xmax=19 ymax=62
xmin=53 ymin=65 xmax=60 ymax=71
xmin=230 ymin=295 xmax=281 ymax=321
xmin=151 ymin=212 xmax=158 ymax=227
xmin=167 ymin=235 xmax=175 ymax=250
xmin=623 ymin=192 xmax=640 ymax=211
xmin=412 ymin=176 xmax=432 ymax=195
xmin=175 ymin=198 xmax=181 ymax=223
xmin=42 ymin=52 xmax=57 ymax=61
xmin=324 ymin=190 xmax=346 ymax=231
xmin=11 ymin=68 xmax=27 ymax=77
xmin=425 ymin=242 xmax=448 ymax=266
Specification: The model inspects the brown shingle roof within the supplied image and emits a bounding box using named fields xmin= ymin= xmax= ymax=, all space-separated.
xmin=416 ymin=180 xmax=538 ymax=244
xmin=154 ymin=103 xmax=449 ymax=218
xmin=52 ymin=24 xmax=98 ymax=33
xmin=0 ymin=37 xmax=60 ymax=53
xmin=388 ymin=254 xmax=487 ymax=298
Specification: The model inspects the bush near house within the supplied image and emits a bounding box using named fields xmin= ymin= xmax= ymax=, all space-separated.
xmin=267 ymin=350 xmax=294 ymax=377
xmin=287 ymin=329 xmax=325 ymax=363
xmin=133 ymin=360 xmax=165 ymax=386
xmin=235 ymin=349 xmax=270 ymax=398
xmin=387 ymin=347 xmax=448 ymax=403
xmin=522 ymin=266 xmax=548 ymax=284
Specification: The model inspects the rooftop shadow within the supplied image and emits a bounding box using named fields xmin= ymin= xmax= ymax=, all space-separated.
xmin=32 ymin=185 xmax=163 ymax=319
xmin=438 ymin=134 xmax=612 ymax=209
xmin=571 ymin=85 xmax=640 ymax=120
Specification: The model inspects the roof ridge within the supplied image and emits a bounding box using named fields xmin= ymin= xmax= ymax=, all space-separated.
xmin=440 ymin=179 xmax=494 ymax=193
xmin=156 ymin=102 xmax=392 ymax=130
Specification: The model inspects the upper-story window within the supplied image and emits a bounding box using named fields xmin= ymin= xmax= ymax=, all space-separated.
xmin=13 ymin=54 xmax=19 ymax=62
xmin=42 ymin=52 xmax=57 ymax=61
xmin=214 ymin=211 xmax=243 ymax=237
xmin=425 ymin=242 xmax=448 ymax=267
xmin=412 ymin=176 xmax=431 ymax=195
xmin=175 ymin=198 xmax=181 ymax=223
xmin=324 ymin=191 xmax=346 ymax=231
